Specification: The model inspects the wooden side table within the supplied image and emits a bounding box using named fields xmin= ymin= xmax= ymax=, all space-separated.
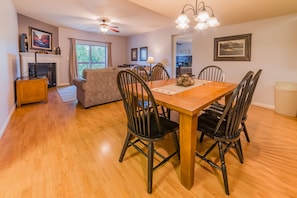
xmin=16 ymin=77 xmax=48 ymax=107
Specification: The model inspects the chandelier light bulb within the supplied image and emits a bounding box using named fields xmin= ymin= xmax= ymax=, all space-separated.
xmin=175 ymin=14 xmax=190 ymax=26
xmin=196 ymin=10 xmax=210 ymax=22
xmin=207 ymin=16 xmax=219 ymax=27
xmin=194 ymin=22 xmax=208 ymax=30
xmin=176 ymin=23 xmax=190 ymax=30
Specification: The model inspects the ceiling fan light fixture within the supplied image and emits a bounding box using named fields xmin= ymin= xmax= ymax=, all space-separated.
xmin=100 ymin=24 xmax=109 ymax=32
xmin=97 ymin=17 xmax=119 ymax=33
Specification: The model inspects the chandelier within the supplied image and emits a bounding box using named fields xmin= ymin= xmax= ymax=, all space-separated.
xmin=175 ymin=0 xmax=219 ymax=30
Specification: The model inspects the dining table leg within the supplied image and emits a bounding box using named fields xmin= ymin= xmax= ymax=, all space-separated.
xmin=179 ymin=112 xmax=198 ymax=189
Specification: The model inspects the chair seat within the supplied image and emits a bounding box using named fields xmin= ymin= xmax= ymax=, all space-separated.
xmin=131 ymin=113 xmax=179 ymax=140
xmin=158 ymin=116 xmax=179 ymax=133
xmin=202 ymin=69 xmax=262 ymax=143
xmin=198 ymin=113 xmax=240 ymax=140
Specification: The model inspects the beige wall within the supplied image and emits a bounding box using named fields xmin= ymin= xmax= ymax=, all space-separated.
xmin=16 ymin=15 xmax=128 ymax=86
xmin=192 ymin=14 xmax=297 ymax=108
xmin=17 ymin=14 xmax=59 ymax=54
xmin=127 ymin=14 xmax=297 ymax=108
xmin=0 ymin=0 xmax=19 ymax=137
xmin=127 ymin=27 xmax=180 ymax=75
xmin=58 ymin=27 xmax=128 ymax=85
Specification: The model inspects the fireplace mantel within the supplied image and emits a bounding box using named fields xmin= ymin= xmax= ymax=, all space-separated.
xmin=20 ymin=52 xmax=61 ymax=86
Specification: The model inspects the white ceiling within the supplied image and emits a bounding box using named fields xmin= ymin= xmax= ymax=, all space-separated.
xmin=12 ymin=0 xmax=297 ymax=36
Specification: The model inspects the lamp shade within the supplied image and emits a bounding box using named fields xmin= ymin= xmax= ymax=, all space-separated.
xmin=147 ymin=56 xmax=155 ymax=64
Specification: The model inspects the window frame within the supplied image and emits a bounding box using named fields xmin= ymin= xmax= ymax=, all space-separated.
xmin=75 ymin=40 xmax=108 ymax=77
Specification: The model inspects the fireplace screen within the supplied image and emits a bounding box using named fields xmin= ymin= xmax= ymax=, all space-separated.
xmin=28 ymin=63 xmax=56 ymax=87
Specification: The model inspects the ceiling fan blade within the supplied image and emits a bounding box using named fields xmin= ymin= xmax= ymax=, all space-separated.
xmin=109 ymin=27 xmax=120 ymax=33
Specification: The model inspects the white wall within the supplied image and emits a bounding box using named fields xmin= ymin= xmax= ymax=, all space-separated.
xmin=127 ymin=14 xmax=297 ymax=108
xmin=0 ymin=0 xmax=19 ymax=137
xmin=193 ymin=14 xmax=297 ymax=108
xmin=58 ymin=27 xmax=128 ymax=85
xmin=176 ymin=42 xmax=192 ymax=56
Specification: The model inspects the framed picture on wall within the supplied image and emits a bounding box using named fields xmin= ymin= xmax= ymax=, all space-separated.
xmin=140 ymin=47 xmax=148 ymax=61
xmin=29 ymin=27 xmax=52 ymax=51
xmin=214 ymin=33 xmax=252 ymax=61
xmin=131 ymin=48 xmax=138 ymax=61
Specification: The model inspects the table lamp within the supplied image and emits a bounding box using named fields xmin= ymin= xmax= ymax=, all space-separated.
xmin=147 ymin=56 xmax=155 ymax=75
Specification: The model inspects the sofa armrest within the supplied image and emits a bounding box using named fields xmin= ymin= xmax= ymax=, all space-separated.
xmin=72 ymin=77 xmax=86 ymax=90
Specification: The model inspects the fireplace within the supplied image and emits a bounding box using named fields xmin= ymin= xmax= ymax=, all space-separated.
xmin=28 ymin=63 xmax=56 ymax=87
xmin=19 ymin=52 xmax=61 ymax=86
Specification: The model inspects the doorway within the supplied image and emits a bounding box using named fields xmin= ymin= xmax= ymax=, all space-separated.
xmin=172 ymin=33 xmax=193 ymax=77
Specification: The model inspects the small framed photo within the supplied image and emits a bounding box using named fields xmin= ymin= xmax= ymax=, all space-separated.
xmin=131 ymin=48 xmax=138 ymax=61
xmin=30 ymin=27 xmax=52 ymax=51
xmin=139 ymin=47 xmax=148 ymax=61
xmin=214 ymin=33 xmax=252 ymax=61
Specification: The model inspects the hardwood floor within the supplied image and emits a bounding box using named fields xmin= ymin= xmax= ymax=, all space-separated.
xmin=1 ymin=87 xmax=297 ymax=198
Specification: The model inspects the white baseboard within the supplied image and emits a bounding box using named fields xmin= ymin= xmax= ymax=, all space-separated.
xmin=0 ymin=104 xmax=16 ymax=138
xmin=251 ymin=101 xmax=275 ymax=110
xmin=57 ymin=82 xmax=71 ymax=87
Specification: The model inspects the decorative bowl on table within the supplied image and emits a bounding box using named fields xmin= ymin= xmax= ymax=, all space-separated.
xmin=176 ymin=74 xmax=195 ymax=87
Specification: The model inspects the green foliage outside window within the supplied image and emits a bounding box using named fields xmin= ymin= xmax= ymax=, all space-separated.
xmin=76 ymin=44 xmax=107 ymax=77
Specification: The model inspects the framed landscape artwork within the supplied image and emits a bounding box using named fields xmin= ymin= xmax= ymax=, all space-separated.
xmin=214 ymin=33 xmax=252 ymax=61
xmin=139 ymin=47 xmax=148 ymax=61
xmin=131 ymin=48 xmax=138 ymax=61
xmin=30 ymin=27 xmax=52 ymax=51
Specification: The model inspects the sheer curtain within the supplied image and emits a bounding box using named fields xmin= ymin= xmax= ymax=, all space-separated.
xmin=69 ymin=38 xmax=78 ymax=84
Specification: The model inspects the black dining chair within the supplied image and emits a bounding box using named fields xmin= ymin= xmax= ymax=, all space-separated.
xmin=117 ymin=69 xmax=180 ymax=194
xmin=203 ymin=69 xmax=263 ymax=142
xmin=197 ymin=65 xmax=226 ymax=140
xmin=151 ymin=63 xmax=171 ymax=119
xmin=195 ymin=71 xmax=254 ymax=195
xmin=131 ymin=64 xmax=149 ymax=82
xmin=151 ymin=63 xmax=170 ymax=81
xmin=197 ymin=65 xmax=225 ymax=82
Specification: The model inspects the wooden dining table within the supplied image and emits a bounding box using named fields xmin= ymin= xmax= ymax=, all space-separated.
xmin=147 ymin=78 xmax=237 ymax=190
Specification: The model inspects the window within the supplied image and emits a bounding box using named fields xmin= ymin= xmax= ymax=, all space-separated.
xmin=76 ymin=41 xmax=107 ymax=77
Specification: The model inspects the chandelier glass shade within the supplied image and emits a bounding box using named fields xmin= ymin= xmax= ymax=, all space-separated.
xmin=175 ymin=0 xmax=219 ymax=30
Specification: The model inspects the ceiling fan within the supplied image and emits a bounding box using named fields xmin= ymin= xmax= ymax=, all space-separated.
xmin=98 ymin=18 xmax=119 ymax=33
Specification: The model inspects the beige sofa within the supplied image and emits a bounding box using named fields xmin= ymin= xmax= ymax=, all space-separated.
xmin=72 ymin=68 xmax=122 ymax=108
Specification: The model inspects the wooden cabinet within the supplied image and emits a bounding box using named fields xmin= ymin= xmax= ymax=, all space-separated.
xmin=16 ymin=77 xmax=48 ymax=107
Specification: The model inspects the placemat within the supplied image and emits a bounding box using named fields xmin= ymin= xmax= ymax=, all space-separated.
xmin=151 ymin=79 xmax=210 ymax=95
